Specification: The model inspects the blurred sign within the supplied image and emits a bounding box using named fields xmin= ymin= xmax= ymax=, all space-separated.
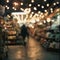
xmin=0 ymin=5 xmax=5 ymax=15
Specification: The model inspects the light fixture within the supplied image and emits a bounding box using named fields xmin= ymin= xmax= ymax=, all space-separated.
xmin=31 ymin=12 xmax=34 ymax=14
xmin=5 ymin=5 xmax=8 ymax=8
xmin=34 ymin=7 xmax=37 ymax=10
xmin=51 ymin=10 xmax=53 ymax=13
xmin=56 ymin=2 xmax=59 ymax=4
xmin=29 ymin=4 xmax=32 ymax=7
xmin=21 ymin=2 xmax=23 ymax=5
xmin=50 ymin=8 xmax=53 ymax=11
xmin=20 ymin=8 xmax=24 ymax=11
xmin=44 ymin=0 xmax=47 ymax=2
xmin=38 ymin=4 xmax=40 ymax=7
xmin=44 ymin=10 xmax=47 ymax=12
xmin=12 ymin=7 xmax=15 ymax=9
xmin=53 ymin=3 xmax=56 ymax=6
xmin=13 ymin=2 xmax=19 ymax=6
xmin=7 ymin=6 xmax=9 ymax=9
xmin=41 ymin=6 xmax=44 ymax=8
xmin=47 ymin=4 xmax=49 ymax=7
xmin=43 ymin=20 xmax=46 ymax=23
xmin=14 ymin=8 xmax=16 ymax=10
xmin=38 ymin=11 xmax=41 ymax=14
xmin=31 ymin=0 xmax=34 ymax=3
xmin=47 ymin=18 xmax=51 ymax=22
xmin=6 ymin=0 xmax=9 ymax=3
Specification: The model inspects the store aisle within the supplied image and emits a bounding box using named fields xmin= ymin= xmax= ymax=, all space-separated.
xmin=7 ymin=37 xmax=60 ymax=60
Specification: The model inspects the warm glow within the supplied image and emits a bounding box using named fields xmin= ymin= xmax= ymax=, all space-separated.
xmin=34 ymin=7 xmax=37 ymax=10
xmin=24 ymin=8 xmax=31 ymax=14
xmin=44 ymin=10 xmax=47 ymax=12
xmin=6 ymin=0 xmax=9 ymax=3
xmin=43 ymin=20 xmax=46 ymax=23
xmin=38 ymin=11 xmax=41 ymax=14
xmin=20 ymin=8 xmax=24 ymax=11
xmin=51 ymin=10 xmax=53 ymax=13
xmin=21 ymin=2 xmax=23 ymax=5
xmin=31 ymin=12 xmax=34 ymax=14
xmin=50 ymin=8 xmax=53 ymax=11
xmin=56 ymin=2 xmax=59 ymax=4
xmin=44 ymin=0 xmax=47 ymax=2
xmin=31 ymin=0 xmax=34 ymax=3
xmin=13 ymin=2 xmax=19 ymax=6
xmin=47 ymin=4 xmax=49 ymax=7
xmin=7 ymin=6 xmax=9 ymax=9
xmin=41 ymin=6 xmax=44 ymax=8
xmin=5 ymin=5 xmax=8 ymax=8
xmin=38 ymin=4 xmax=40 ymax=7
xmin=47 ymin=18 xmax=51 ymax=22
xmin=12 ymin=7 xmax=15 ymax=9
xmin=53 ymin=3 xmax=56 ymax=6
xmin=29 ymin=4 xmax=32 ymax=7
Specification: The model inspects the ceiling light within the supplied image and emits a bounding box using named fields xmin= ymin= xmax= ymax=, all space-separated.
xmin=51 ymin=10 xmax=53 ymax=13
xmin=21 ymin=2 xmax=23 ymax=5
xmin=5 ymin=5 xmax=8 ymax=8
xmin=34 ymin=7 xmax=37 ymax=10
xmin=44 ymin=10 xmax=47 ymax=12
xmin=13 ymin=2 xmax=19 ymax=6
xmin=7 ymin=7 xmax=9 ymax=9
xmin=31 ymin=12 xmax=34 ymax=14
xmin=50 ymin=8 xmax=53 ymax=11
xmin=38 ymin=11 xmax=41 ymax=14
xmin=12 ymin=7 xmax=15 ymax=9
xmin=53 ymin=3 xmax=56 ymax=6
xmin=47 ymin=18 xmax=51 ymax=22
xmin=31 ymin=0 xmax=34 ymax=3
xmin=44 ymin=0 xmax=47 ymax=2
xmin=41 ymin=6 xmax=44 ymax=8
xmin=38 ymin=4 xmax=40 ymax=7
xmin=47 ymin=4 xmax=49 ymax=7
xmin=6 ymin=0 xmax=9 ymax=3
xmin=56 ymin=2 xmax=59 ymax=4
xmin=29 ymin=4 xmax=32 ymax=7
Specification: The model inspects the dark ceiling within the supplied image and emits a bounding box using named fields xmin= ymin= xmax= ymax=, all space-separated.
xmin=0 ymin=0 xmax=60 ymax=15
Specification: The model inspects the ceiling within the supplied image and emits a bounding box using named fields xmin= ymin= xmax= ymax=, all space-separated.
xmin=0 ymin=0 xmax=60 ymax=15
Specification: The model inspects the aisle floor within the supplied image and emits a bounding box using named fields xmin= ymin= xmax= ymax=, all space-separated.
xmin=7 ymin=37 xmax=60 ymax=60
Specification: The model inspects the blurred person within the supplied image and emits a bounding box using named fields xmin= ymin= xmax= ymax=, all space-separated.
xmin=20 ymin=24 xmax=29 ymax=45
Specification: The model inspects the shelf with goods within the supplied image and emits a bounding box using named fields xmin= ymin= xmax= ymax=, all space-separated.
xmin=0 ymin=27 xmax=8 ymax=59
xmin=40 ymin=12 xmax=60 ymax=51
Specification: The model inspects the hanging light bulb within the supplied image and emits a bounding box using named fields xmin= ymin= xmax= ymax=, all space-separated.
xmin=44 ymin=0 xmax=47 ymax=2
xmin=12 ymin=7 xmax=15 ymax=9
xmin=38 ymin=4 xmax=40 ymax=7
xmin=44 ymin=10 xmax=47 ymax=12
xmin=31 ymin=0 xmax=34 ymax=3
xmin=50 ymin=8 xmax=53 ymax=11
xmin=38 ymin=11 xmax=41 ymax=14
xmin=53 ymin=3 xmax=56 ymax=6
xmin=31 ymin=12 xmax=34 ymax=14
xmin=6 ymin=0 xmax=9 ymax=3
xmin=56 ymin=2 xmax=59 ymax=4
xmin=7 ymin=6 xmax=9 ymax=9
xmin=51 ymin=10 xmax=53 ymax=13
xmin=13 ymin=2 xmax=19 ymax=6
xmin=29 ymin=4 xmax=32 ymax=7
xmin=34 ymin=7 xmax=37 ymax=10
xmin=5 ymin=5 xmax=8 ymax=8
xmin=47 ymin=4 xmax=49 ymax=7
xmin=21 ymin=2 xmax=23 ymax=5
xmin=41 ymin=6 xmax=44 ymax=8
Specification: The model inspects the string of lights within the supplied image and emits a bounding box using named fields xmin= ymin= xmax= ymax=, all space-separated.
xmin=0 ymin=0 xmax=60 ymax=15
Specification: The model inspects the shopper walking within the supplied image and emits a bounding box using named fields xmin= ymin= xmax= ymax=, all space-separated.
xmin=20 ymin=24 xmax=29 ymax=45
